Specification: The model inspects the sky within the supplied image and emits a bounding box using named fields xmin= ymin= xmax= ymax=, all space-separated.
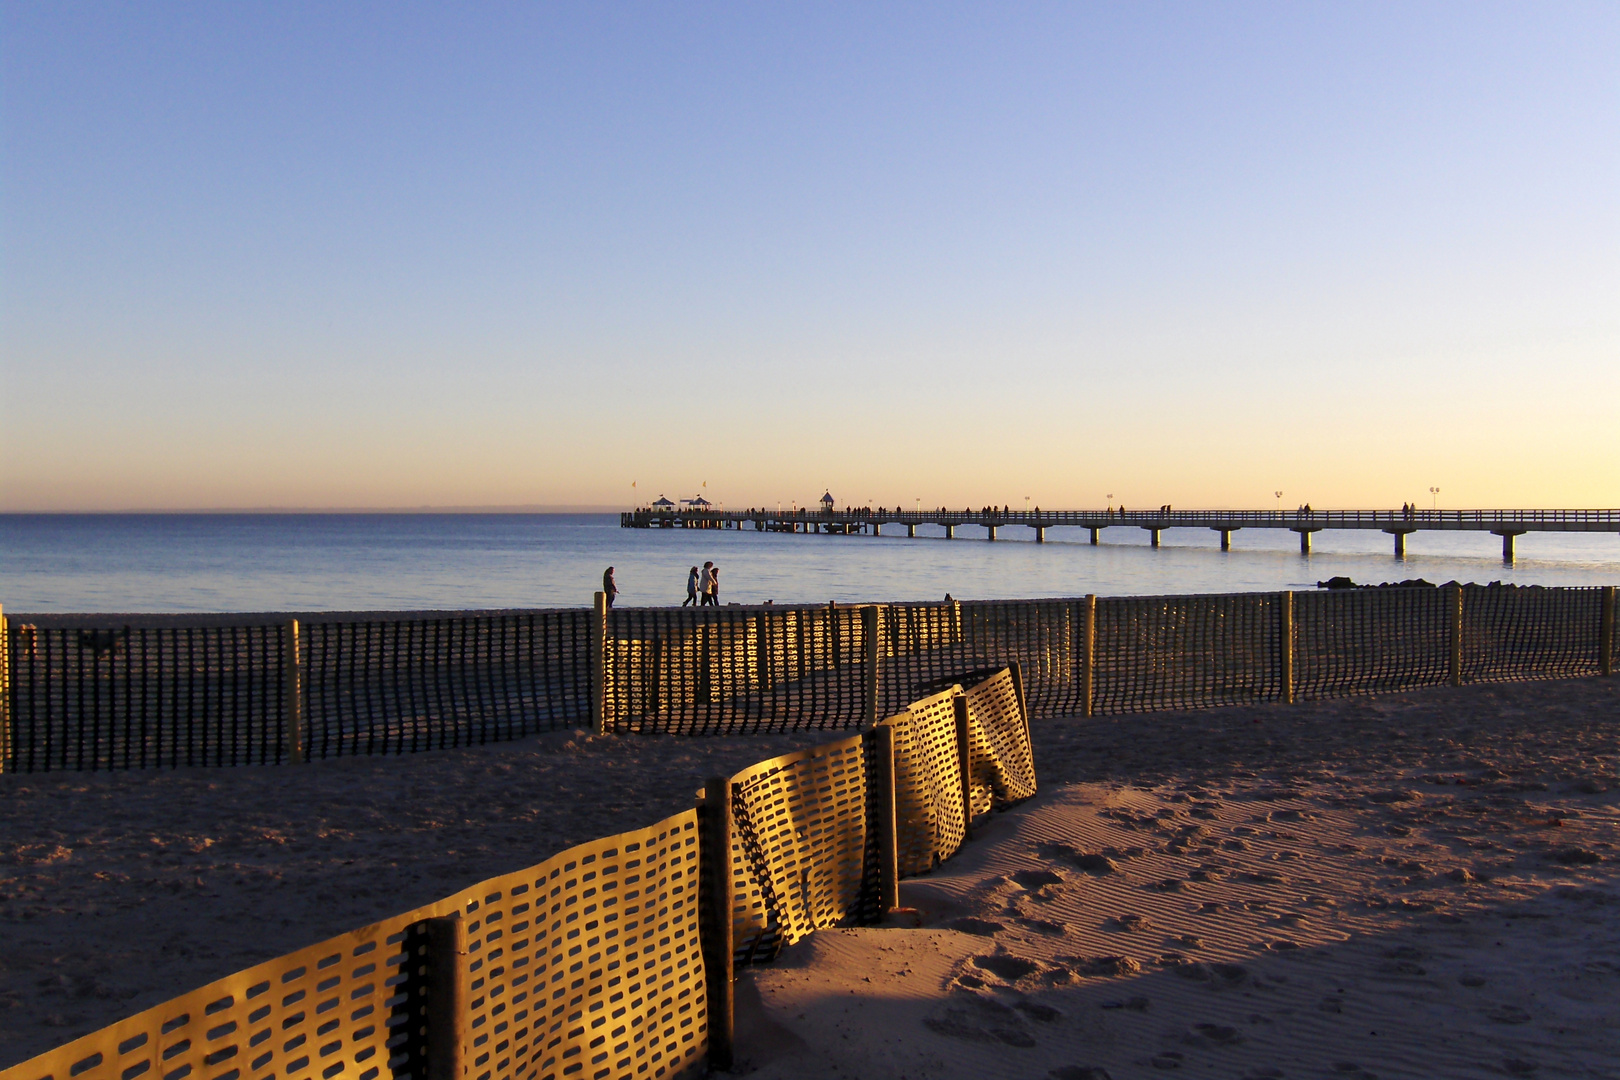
xmin=2 ymin=2 xmax=1616 ymax=513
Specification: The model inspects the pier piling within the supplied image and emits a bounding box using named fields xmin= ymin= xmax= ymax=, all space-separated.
xmin=1493 ymin=530 xmax=1525 ymax=562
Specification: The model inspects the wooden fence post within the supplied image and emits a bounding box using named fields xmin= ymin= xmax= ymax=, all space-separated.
xmin=1600 ymin=582 xmax=1613 ymax=676
xmin=1007 ymin=659 xmax=1031 ymax=745
xmin=592 ymin=592 xmax=608 ymax=735
xmin=863 ymin=605 xmax=881 ymax=727
xmin=284 ymin=619 xmax=304 ymax=764
xmin=0 ymin=603 xmax=9 ymax=775
xmin=423 ymin=916 xmax=468 ymax=1080
xmin=700 ymin=777 xmax=735 ymax=1070
xmin=872 ymin=724 xmax=900 ymax=912
xmin=754 ymin=612 xmax=773 ymax=694
xmin=953 ymin=694 xmax=973 ymax=841
xmin=1279 ymin=592 xmax=1295 ymax=705
xmin=1080 ymin=595 xmax=1096 ymax=718
xmin=1449 ymin=584 xmax=1464 ymax=687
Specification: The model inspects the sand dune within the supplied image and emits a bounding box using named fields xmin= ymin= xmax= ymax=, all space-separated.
xmin=3 ymin=676 xmax=1617 ymax=1077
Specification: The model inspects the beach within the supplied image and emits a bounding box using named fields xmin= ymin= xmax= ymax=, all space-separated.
xmin=3 ymin=676 xmax=1617 ymax=1076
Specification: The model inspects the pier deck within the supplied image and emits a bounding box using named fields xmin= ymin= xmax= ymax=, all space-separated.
xmin=621 ymin=507 xmax=1620 ymax=560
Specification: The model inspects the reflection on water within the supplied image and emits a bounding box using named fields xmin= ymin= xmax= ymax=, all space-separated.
xmin=1 ymin=513 xmax=1617 ymax=613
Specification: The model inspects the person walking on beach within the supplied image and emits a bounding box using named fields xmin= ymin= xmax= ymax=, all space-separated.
xmin=602 ymin=567 xmax=618 ymax=609
xmin=709 ymin=565 xmax=721 ymax=605
xmin=698 ymin=562 xmax=714 ymax=606
xmin=683 ymin=566 xmax=700 ymax=606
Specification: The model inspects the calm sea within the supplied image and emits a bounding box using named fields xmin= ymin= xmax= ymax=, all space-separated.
xmin=1 ymin=513 xmax=1617 ymax=614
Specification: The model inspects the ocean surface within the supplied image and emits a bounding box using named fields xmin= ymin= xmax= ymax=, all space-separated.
xmin=1 ymin=513 xmax=1618 ymax=614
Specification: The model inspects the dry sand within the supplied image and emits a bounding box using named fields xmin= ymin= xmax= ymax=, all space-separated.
xmin=3 ymin=677 xmax=1618 ymax=1078
xmin=741 ymin=678 xmax=1620 ymax=1079
xmin=0 ymin=728 xmax=811 ymax=1066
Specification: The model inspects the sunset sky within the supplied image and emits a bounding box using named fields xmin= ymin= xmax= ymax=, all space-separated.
xmin=3 ymin=3 xmax=1616 ymax=512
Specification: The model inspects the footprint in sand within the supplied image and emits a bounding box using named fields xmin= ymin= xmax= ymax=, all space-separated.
xmin=1013 ymin=868 xmax=1066 ymax=889
xmin=922 ymin=995 xmax=1037 ymax=1047
xmin=1187 ymin=1022 xmax=1244 ymax=1046
xmin=1049 ymin=1068 xmax=1113 ymax=1080
xmin=1037 ymin=842 xmax=1121 ymax=875
xmin=1015 ymin=916 xmax=1069 ymax=936
xmin=1058 ymin=954 xmax=1143 ymax=977
xmin=971 ymin=954 xmax=1040 ymax=981
xmin=944 ymin=916 xmax=1006 ymax=936
xmin=1112 ymin=912 xmax=1150 ymax=931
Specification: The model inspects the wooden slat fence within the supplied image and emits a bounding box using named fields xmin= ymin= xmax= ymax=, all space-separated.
xmin=2 ymin=585 xmax=1615 ymax=770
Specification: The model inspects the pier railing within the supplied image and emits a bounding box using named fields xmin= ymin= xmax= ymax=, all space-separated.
xmin=623 ymin=506 xmax=1620 ymax=530
xmin=0 ymin=669 xmax=1038 ymax=1080
xmin=1 ymin=585 xmax=1615 ymax=772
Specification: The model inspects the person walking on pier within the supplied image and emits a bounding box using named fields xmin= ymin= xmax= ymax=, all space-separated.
xmin=602 ymin=567 xmax=619 ymax=609
xmin=683 ymin=566 xmax=700 ymax=606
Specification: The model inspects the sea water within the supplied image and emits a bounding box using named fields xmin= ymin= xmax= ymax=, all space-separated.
xmin=1 ymin=513 xmax=1617 ymax=614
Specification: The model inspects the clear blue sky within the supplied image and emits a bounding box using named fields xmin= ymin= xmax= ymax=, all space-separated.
xmin=3 ymin=2 xmax=1616 ymax=511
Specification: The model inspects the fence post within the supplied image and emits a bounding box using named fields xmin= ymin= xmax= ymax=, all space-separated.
xmin=754 ymin=612 xmax=773 ymax=694
xmin=1080 ymin=595 xmax=1096 ymax=718
xmin=423 ymin=916 xmax=468 ymax=1080
xmin=592 ymin=592 xmax=608 ymax=735
xmin=1449 ymin=584 xmax=1464 ymax=687
xmin=953 ymin=694 xmax=973 ymax=841
xmin=1600 ymin=582 xmax=1613 ymax=676
xmin=1279 ymin=592 xmax=1295 ymax=705
xmin=700 ymin=777 xmax=735 ymax=1070
xmin=872 ymin=724 xmax=900 ymax=912
xmin=863 ymin=605 xmax=881 ymax=727
xmin=0 ymin=603 xmax=9 ymax=775
xmin=284 ymin=619 xmax=304 ymax=764
xmin=1007 ymin=659 xmax=1031 ymax=744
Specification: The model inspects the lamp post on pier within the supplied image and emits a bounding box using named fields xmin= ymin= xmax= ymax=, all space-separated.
xmin=1430 ymin=486 xmax=1440 ymax=512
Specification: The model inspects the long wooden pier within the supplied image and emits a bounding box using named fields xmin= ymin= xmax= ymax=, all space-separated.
xmin=621 ymin=507 xmax=1620 ymax=560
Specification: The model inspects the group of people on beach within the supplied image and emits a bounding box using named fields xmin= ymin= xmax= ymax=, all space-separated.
xmin=684 ymin=562 xmax=721 ymax=606
xmin=600 ymin=563 xmax=723 ymax=608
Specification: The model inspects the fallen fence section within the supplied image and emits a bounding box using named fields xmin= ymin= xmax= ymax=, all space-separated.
xmin=0 ymin=668 xmax=1036 ymax=1080
xmin=3 ymin=585 xmax=1615 ymax=770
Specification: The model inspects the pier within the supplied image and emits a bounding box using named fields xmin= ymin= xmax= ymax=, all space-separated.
xmin=620 ymin=507 xmax=1620 ymax=561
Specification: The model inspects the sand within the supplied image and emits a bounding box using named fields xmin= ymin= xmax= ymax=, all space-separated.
xmin=0 ymin=728 xmax=811 ymax=1066
xmin=3 ymin=677 xmax=1618 ymax=1077
xmin=741 ymin=678 xmax=1620 ymax=1079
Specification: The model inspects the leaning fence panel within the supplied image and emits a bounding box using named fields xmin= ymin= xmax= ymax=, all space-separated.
xmin=0 ymin=810 xmax=705 ymax=1080
xmin=725 ymin=735 xmax=874 ymax=964
xmin=1294 ymin=588 xmax=1450 ymax=699
xmin=883 ymin=690 xmax=969 ymax=877
xmin=1461 ymin=585 xmax=1602 ymax=684
xmin=1090 ymin=593 xmax=1281 ymax=714
xmin=301 ymin=612 xmax=589 ymax=758
xmin=5 ymin=624 xmax=286 ymax=771
xmin=603 ymin=606 xmax=868 ymax=735
xmin=960 ymin=669 xmax=1038 ymax=815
